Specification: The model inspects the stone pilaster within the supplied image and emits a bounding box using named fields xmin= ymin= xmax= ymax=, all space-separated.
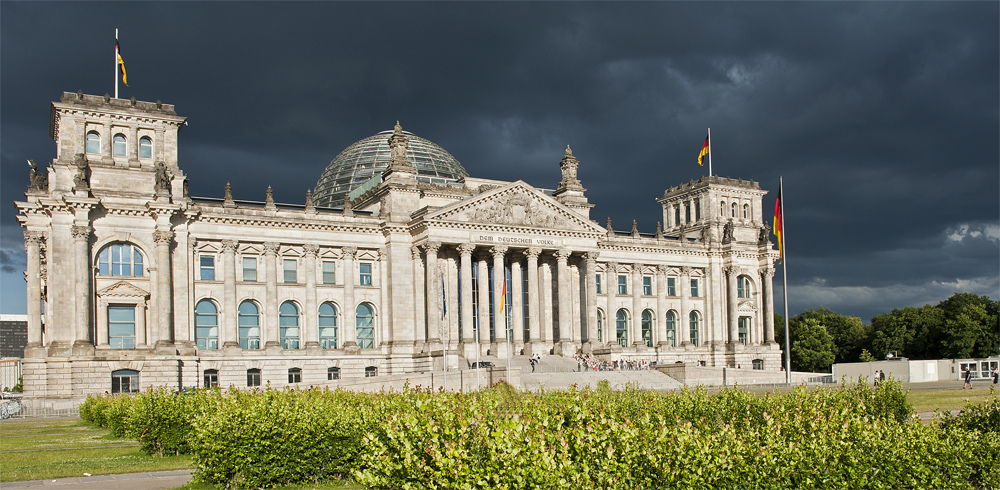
xmin=631 ymin=264 xmax=643 ymax=349
xmin=221 ymin=239 xmax=238 ymax=349
xmin=679 ymin=266 xmax=691 ymax=347
xmin=761 ymin=267 xmax=776 ymax=344
xmin=605 ymin=261 xmax=619 ymax=349
xmin=262 ymin=241 xmax=281 ymax=351
xmin=24 ymin=231 xmax=45 ymax=354
xmin=152 ymin=229 xmax=175 ymax=353
xmin=412 ymin=246 xmax=426 ymax=348
xmin=726 ymin=266 xmax=739 ymax=347
xmin=583 ymin=252 xmax=599 ymax=351
xmin=656 ymin=264 xmax=670 ymax=348
xmin=303 ymin=244 xmax=320 ymax=349
xmin=510 ymin=253 xmax=524 ymax=351
xmin=554 ymin=248 xmax=575 ymax=356
xmin=490 ymin=246 xmax=508 ymax=356
xmin=458 ymin=244 xmax=475 ymax=348
xmin=525 ymin=248 xmax=542 ymax=355
xmin=342 ymin=247 xmax=359 ymax=352
xmin=72 ymin=225 xmax=93 ymax=353
xmin=424 ymin=242 xmax=442 ymax=346
xmin=475 ymin=252 xmax=490 ymax=349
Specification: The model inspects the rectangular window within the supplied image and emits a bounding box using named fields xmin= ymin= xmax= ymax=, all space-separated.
xmin=283 ymin=258 xmax=297 ymax=283
xmin=617 ymin=274 xmax=627 ymax=294
xmin=108 ymin=306 xmax=136 ymax=349
xmin=111 ymin=370 xmax=139 ymax=394
xmin=247 ymin=369 xmax=261 ymax=387
xmin=667 ymin=277 xmax=676 ymax=296
xmin=242 ymin=256 xmax=257 ymax=282
xmin=200 ymin=255 xmax=215 ymax=281
xmin=204 ymin=370 xmax=219 ymax=388
xmin=328 ymin=367 xmax=341 ymax=380
xmin=738 ymin=317 xmax=751 ymax=345
xmin=595 ymin=273 xmax=602 ymax=294
xmin=690 ymin=278 xmax=699 ymax=297
xmin=694 ymin=198 xmax=701 ymax=221
xmin=322 ymin=260 xmax=336 ymax=285
xmin=359 ymin=263 xmax=372 ymax=285
xmin=642 ymin=276 xmax=652 ymax=295
xmin=288 ymin=368 xmax=301 ymax=384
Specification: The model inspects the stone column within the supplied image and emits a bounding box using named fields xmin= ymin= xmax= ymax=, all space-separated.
xmin=378 ymin=248 xmax=391 ymax=349
xmin=152 ymin=228 xmax=174 ymax=349
xmin=412 ymin=247 xmax=425 ymax=345
xmin=458 ymin=244 xmax=475 ymax=346
xmin=726 ymin=266 xmax=739 ymax=346
xmin=221 ymin=240 xmax=238 ymax=348
xmin=303 ymin=244 xmax=320 ymax=348
xmin=656 ymin=265 xmax=669 ymax=347
xmin=510 ymin=255 xmax=524 ymax=350
xmin=584 ymin=252 xmax=599 ymax=349
xmin=342 ymin=247 xmax=358 ymax=350
xmin=605 ymin=262 xmax=618 ymax=347
xmin=554 ymin=249 xmax=573 ymax=355
xmin=491 ymin=246 xmax=508 ymax=351
xmin=24 ymin=232 xmax=44 ymax=349
xmin=761 ymin=268 xmax=776 ymax=344
xmin=72 ymin=225 xmax=92 ymax=349
xmin=263 ymin=241 xmax=280 ymax=349
xmin=679 ymin=266 xmax=691 ymax=346
xmin=631 ymin=264 xmax=643 ymax=348
xmin=476 ymin=252 xmax=490 ymax=347
xmin=424 ymin=242 xmax=442 ymax=345
xmin=539 ymin=257 xmax=553 ymax=345
xmin=525 ymin=248 xmax=541 ymax=353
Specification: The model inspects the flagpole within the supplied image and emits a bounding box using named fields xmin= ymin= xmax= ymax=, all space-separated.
xmin=707 ymin=128 xmax=712 ymax=177
xmin=779 ymin=176 xmax=791 ymax=384
xmin=114 ymin=28 xmax=119 ymax=99
xmin=505 ymin=269 xmax=511 ymax=384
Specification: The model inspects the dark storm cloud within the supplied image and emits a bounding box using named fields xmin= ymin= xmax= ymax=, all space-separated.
xmin=2 ymin=1 xmax=997 ymax=321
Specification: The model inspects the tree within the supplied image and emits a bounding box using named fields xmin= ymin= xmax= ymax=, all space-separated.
xmin=794 ymin=307 xmax=870 ymax=363
xmin=869 ymin=305 xmax=943 ymax=360
xmin=775 ymin=315 xmax=836 ymax=373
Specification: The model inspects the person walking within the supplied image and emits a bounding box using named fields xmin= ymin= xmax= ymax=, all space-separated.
xmin=992 ymin=369 xmax=998 ymax=386
xmin=963 ymin=368 xmax=973 ymax=389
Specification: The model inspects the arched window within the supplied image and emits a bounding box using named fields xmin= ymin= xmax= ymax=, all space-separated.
xmin=356 ymin=303 xmax=375 ymax=349
xmin=689 ymin=311 xmax=700 ymax=347
xmin=111 ymin=369 xmax=139 ymax=394
xmin=720 ymin=201 xmax=726 ymax=217
xmin=113 ymin=133 xmax=127 ymax=156
xmin=138 ymin=136 xmax=152 ymax=159
xmin=203 ymin=369 xmax=219 ymax=388
xmin=616 ymin=309 xmax=629 ymax=348
xmin=641 ymin=310 xmax=654 ymax=347
xmin=743 ymin=203 xmax=749 ymax=220
xmin=97 ymin=243 xmax=144 ymax=277
xmin=665 ymin=310 xmax=677 ymax=347
xmin=238 ymin=301 xmax=260 ymax=349
xmin=195 ymin=300 xmax=218 ymax=350
xmin=318 ymin=302 xmax=338 ymax=349
xmin=596 ymin=309 xmax=604 ymax=343
xmin=737 ymin=276 xmax=752 ymax=298
xmin=86 ymin=131 xmax=101 ymax=154
xmin=731 ymin=202 xmax=737 ymax=218
xmin=327 ymin=367 xmax=341 ymax=380
xmin=279 ymin=302 xmax=300 ymax=349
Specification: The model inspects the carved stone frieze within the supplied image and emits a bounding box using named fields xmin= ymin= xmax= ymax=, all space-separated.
xmin=71 ymin=225 xmax=92 ymax=240
xmin=303 ymin=244 xmax=319 ymax=256
xmin=263 ymin=241 xmax=280 ymax=255
xmin=152 ymin=230 xmax=174 ymax=244
xmin=221 ymin=239 xmax=237 ymax=253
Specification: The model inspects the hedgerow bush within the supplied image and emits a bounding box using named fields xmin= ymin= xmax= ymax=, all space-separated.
xmin=79 ymin=381 xmax=1000 ymax=490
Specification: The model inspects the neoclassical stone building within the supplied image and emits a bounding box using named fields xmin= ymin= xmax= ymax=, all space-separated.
xmin=16 ymin=92 xmax=781 ymax=400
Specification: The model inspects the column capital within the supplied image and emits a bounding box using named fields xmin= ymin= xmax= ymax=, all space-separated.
xmin=341 ymin=246 xmax=357 ymax=259
xmin=491 ymin=245 xmax=508 ymax=258
xmin=656 ymin=264 xmax=670 ymax=274
xmin=221 ymin=239 xmax=238 ymax=253
xmin=457 ymin=243 xmax=476 ymax=257
xmin=411 ymin=246 xmax=422 ymax=260
xmin=724 ymin=265 xmax=738 ymax=277
xmin=422 ymin=241 xmax=441 ymax=255
xmin=152 ymin=229 xmax=173 ymax=244
xmin=680 ymin=266 xmax=692 ymax=276
xmin=525 ymin=247 xmax=541 ymax=260
xmin=378 ymin=248 xmax=388 ymax=261
xmin=24 ymin=231 xmax=45 ymax=247
xmin=584 ymin=251 xmax=599 ymax=263
xmin=72 ymin=225 xmax=92 ymax=240
xmin=606 ymin=261 xmax=619 ymax=273
xmin=556 ymin=248 xmax=572 ymax=261
xmin=760 ymin=267 xmax=775 ymax=278
xmin=263 ymin=241 xmax=280 ymax=255
xmin=303 ymin=243 xmax=320 ymax=256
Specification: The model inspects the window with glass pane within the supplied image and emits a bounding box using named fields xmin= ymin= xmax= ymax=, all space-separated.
xmin=597 ymin=310 xmax=604 ymax=343
xmin=356 ymin=303 xmax=375 ymax=348
xmin=247 ymin=368 xmax=261 ymax=387
xmin=238 ymin=301 xmax=260 ymax=349
xmin=365 ymin=366 xmax=377 ymax=377
xmin=138 ymin=137 xmax=152 ymax=159
xmin=617 ymin=275 xmax=627 ymax=294
xmin=616 ymin=309 xmax=628 ymax=347
xmin=685 ymin=203 xmax=691 ymax=223
xmin=203 ymin=369 xmax=219 ymax=388
xmin=113 ymin=134 xmax=127 ymax=156
xmin=242 ymin=256 xmax=257 ymax=282
xmin=695 ymin=198 xmax=701 ymax=221
xmin=111 ymin=369 xmax=139 ymax=394
xmin=200 ymin=255 xmax=215 ymax=280
xmin=288 ymin=368 xmax=301 ymax=384
xmin=359 ymin=263 xmax=372 ymax=285
xmin=752 ymin=359 xmax=764 ymax=370
xmin=283 ymin=259 xmax=297 ymax=283
xmin=690 ymin=279 xmax=699 ymax=297
xmin=322 ymin=260 xmax=336 ymax=284
xmin=667 ymin=277 xmax=676 ymax=296
xmin=98 ymin=243 xmax=144 ymax=277
xmin=642 ymin=276 xmax=652 ymax=295
xmin=738 ymin=317 xmax=750 ymax=345
xmin=328 ymin=367 xmax=341 ymax=380
xmin=195 ymin=300 xmax=218 ymax=349
xmin=665 ymin=311 xmax=677 ymax=347
xmin=689 ymin=311 xmax=700 ymax=347
xmin=737 ymin=276 xmax=750 ymax=298
xmin=108 ymin=306 xmax=136 ymax=349
xmin=318 ymin=302 xmax=338 ymax=349
xmin=595 ymin=274 xmax=602 ymax=294
xmin=641 ymin=310 xmax=653 ymax=347
xmin=279 ymin=302 xmax=300 ymax=349
xmin=86 ymin=131 xmax=101 ymax=154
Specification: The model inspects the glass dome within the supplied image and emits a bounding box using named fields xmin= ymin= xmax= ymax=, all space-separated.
xmin=313 ymin=129 xmax=469 ymax=207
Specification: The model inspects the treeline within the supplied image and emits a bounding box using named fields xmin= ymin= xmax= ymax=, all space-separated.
xmin=776 ymin=292 xmax=999 ymax=372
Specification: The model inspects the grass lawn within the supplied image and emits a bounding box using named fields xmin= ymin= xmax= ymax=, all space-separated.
xmin=906 ymin=386 xmax=998 ymax=414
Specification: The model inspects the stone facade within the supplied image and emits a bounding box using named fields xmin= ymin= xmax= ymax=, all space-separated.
xmin=16 ymin=92 xmax=781 ymax=401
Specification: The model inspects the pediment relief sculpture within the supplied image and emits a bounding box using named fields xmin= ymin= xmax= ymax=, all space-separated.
xmin=97 ymin=280 xmax=150 ymax=299
xmin=432 ymin=183 xmax=601 ymax=233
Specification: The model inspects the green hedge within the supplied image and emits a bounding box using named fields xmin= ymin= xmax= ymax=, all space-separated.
xmin=78 ymin=381 xmax=1000 ymax=489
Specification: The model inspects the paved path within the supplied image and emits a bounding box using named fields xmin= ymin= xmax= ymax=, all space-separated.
xmin=2 ymin=470 xmax=192 ymax=490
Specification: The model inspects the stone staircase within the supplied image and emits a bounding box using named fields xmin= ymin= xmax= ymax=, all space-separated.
xmin=463 ymin=355 xmax=685 ymax=392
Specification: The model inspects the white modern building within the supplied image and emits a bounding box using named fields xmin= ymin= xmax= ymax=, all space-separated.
xmin=15 ymin=92 xmax=781 ymax=400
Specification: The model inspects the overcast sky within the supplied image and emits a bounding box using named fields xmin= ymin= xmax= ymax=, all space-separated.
xmin=2 ymin=2 xmax=997 ymax=323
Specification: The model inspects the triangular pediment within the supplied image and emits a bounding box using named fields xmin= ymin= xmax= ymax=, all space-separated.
xmin=97 ymin=281 xmax=150 ymax=298
xmin=427 ymin=181 xmax=605 ymax=234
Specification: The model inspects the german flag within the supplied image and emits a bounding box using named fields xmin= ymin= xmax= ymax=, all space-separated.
xmin=116 ymin=37 xmax=128 ymax=87
xmin=698 ymin=134 xmax=710 ymax=166
xmin=773 ymin=183 xmax=784 ymax=264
